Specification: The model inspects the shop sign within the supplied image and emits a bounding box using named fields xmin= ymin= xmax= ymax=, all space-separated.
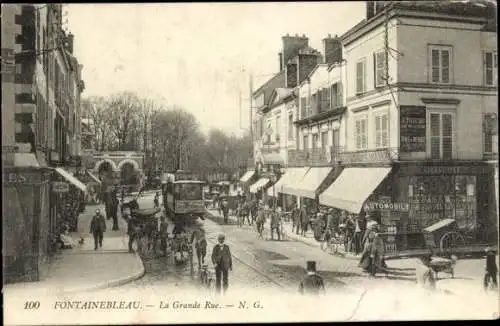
xmin=339 ymin=149 xmax=391 ymax=164
xmin=3 ymin=172 xmax=43 ymax=185
xmin=400 ymin=165 xmax=490 ymax=176
xmin=52 ymin=181 xmax=69 ymax=193
xmin=400 ymin=106 xmax=426 ymax=152
xmin=364 ymin=201 xmax=409 ymax=212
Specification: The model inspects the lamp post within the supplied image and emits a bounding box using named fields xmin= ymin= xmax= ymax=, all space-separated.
xmin=270 ymin=171 xmax=277 ymax=210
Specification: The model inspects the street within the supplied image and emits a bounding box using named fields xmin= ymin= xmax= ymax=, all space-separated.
xmin=108 ymin=193 xmax=495 ymax=293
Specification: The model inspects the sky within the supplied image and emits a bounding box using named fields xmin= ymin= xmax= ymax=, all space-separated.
xmin=66 ymin=2 xmax=366 ymax=136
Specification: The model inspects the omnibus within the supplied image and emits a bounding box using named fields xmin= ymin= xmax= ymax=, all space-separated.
xmin=162 ymin=171 xmax=206 ymax=225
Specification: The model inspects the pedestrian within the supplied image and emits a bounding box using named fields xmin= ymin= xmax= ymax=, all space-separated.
xmin=300 ymin=205 xmax=309 ymax=236
xmin=361 ymin=213 xmax=378 ymax=248
xmin=211 ymin=234 xmax=233 ymax=295
xmin=484 ymin=247 xmax=498 ymax=290
xmin=298 ymin=261 xmax=325 ymax=295
xmin=154 ymin=192 xmax=160 ymax=208
xmin=359 ymin=230 xmax=376 ymax=272
xmin=270 ymin=207 xmax=282 ymax=241
xmin=89 ymin=209 xmax=106 ymax=250
xmin=111 ymin=190 xmax=120 ymax=231
xmin=195 ymin=231 xmax=208 ymax=269
xmin=221 ymin=199 xmax=229 ymax=224
xmin=345 ymin=215 xmax=355 ymax=253
xmin=256 ymin=205 xmax=266 ymax=238
xmin=369 ymin=230 xmax=386 ymax=277
xmin=159 ymin=215 xmax=169 ymax=256
xmin=125 ymin=211 xmax=139 ymax=253
xmin=353 ymin=214 xmax=365 ymax=255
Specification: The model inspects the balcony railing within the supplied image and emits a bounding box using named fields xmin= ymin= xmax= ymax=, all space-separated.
xmin=288 ymin=147 xmax=399 ymax=167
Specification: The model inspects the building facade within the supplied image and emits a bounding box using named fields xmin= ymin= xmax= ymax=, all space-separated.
xmin=319 ymin=1 xmax=498 ymax=252
xmin=2 ymin=4 xmax=86 ymax=283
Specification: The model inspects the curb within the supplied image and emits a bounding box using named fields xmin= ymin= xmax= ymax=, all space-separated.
xmin=63 ymin=252 xmax=145 ymax=294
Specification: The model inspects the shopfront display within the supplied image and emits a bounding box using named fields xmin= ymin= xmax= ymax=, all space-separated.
xmin=394 ymin=163 xmax=493 ymax=249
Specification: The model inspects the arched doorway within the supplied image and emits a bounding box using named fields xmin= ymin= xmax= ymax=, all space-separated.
xmin=98 ymin=161 xmax=114 ymax=184
xmin=120 ymin=162 xmax=139 ymax=188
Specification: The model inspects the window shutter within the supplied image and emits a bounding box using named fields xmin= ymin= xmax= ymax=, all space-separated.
xmin=441 ymin=50 xmax=450 ymax=83
xmin=375 ymin=115 xmax=381 ymax=148
xmin=362 ymin=119 xmax=368 ymax=149
xmin=356 ymin=61 xmax=364 ymax=94
xmin=431 ymin=49 xmax=440 ymax=83
xmin=337 ymin=83 xmax=343 ymax=107
xmin=355 ymin=120 xmax=361 ymax=149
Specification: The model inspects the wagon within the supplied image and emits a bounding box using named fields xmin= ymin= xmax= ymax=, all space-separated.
xmin=422 ymin=218 xmax=466 ymax=254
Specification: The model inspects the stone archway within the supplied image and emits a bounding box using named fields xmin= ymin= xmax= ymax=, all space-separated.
xmin=97 ymin=160 xmax=115 ymax=183
xmin=120 ymin=162 xmax=139 ymax=186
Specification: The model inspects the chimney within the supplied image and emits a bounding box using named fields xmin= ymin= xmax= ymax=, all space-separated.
xmin=285 ymin=61 xmax=297 ymax=88
xmin=66 ymin=33 xmax=74 ymax=53
xmin=297 ymin=50 xmax=321 ymax=85
xmin=278 ymin=52 xmax=283 ymax=71
xmin=366 ymin=1 xmax=375 ymax=19
xmin=281 ymin=34 xmax=309 ymax=71
xmin=323 ymin=35 xmax=342 ymax=65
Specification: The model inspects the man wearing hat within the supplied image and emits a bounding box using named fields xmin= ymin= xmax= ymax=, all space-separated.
xmin=484 ymin=247 xmax=498 ymax=290
xmin=89 ymin=209 xmax=107 ymax=250
xmin=211 ymin=233 xmax=233 ymax=294
xmin=299 ymin=261 xmax=325 ymax=295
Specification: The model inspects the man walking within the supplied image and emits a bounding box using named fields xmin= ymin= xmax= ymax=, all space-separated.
xmin=300 ymin=205 xmax=309 ymax=236
xmin=270 ymin=207 xmax=282 ymax=241
xmin=211 ymin=234 xmax=233 ymax=295
xmin=90 ymin=209 xmax=107 ymax=250
xmin=298 ymin=261 xmax=325 ymax=295
xmin=111 ymin=189 xmax=120 ymax=231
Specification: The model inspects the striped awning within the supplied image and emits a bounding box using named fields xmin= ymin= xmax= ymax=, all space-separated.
xmin=240 ymin=170 xmax=255 ymax=183
xmin=87 ymin=171 xmax=102 ymax=184
xmin=249 ymin=178 xmax=270 ymax=193
xmin=54 ymin=167 xmax=87 ymax=193
xmin=267 ymin=167 xmax=309 ymax=196
xmin=262 ymin=153 xmax=284 ymax=165
xmin=281 ymin=167 xmax=332 ymax=199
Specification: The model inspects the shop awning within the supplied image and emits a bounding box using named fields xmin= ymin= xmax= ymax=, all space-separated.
xmin=54 ymin=167 xmax=87 ymax=193
xmin=282 ymin=167 xmax=332 ymax=199
xmin=87 ymin=171 xmax=102 ymax=184
xmin=249 ymin=178 xmax=270 ymax=193
xmin=14 ymin=153 xmax=40 ymax=167
xmin=262 ymin=153 xmax=284 ymax=165
xmin=240 ymin=170 xmax=255 ymax=183
xmin=268 ymin=167 xmax=309 ymax=196
xmin=319 ymin=167 xmax=391 ymax=214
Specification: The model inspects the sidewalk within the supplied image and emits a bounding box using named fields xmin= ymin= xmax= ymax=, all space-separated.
xmin=4 ymin=204 xmax=145 ymax=296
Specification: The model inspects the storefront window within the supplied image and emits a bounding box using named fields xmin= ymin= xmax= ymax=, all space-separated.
xmin=407 ymin=175 xmax=476 ymax=230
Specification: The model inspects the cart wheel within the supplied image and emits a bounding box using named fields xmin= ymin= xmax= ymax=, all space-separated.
xmin=439 ymin=231 xmax=466 ymax=253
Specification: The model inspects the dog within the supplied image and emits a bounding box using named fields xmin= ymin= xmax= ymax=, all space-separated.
xmin=420 ymin=255 xmax=458 ymax=279
xmin=78 ymin=237 xmax=85 ymax=245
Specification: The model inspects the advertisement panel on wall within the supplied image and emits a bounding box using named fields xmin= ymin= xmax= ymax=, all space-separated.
xmin=400 ymin=105 xmax=426 ymax=153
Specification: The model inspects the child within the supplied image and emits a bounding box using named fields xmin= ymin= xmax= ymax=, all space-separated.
xmin=484 ymin=247 xmax=498 ymax=290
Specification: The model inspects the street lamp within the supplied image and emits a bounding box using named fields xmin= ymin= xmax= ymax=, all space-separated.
xmin=270 ymin=171 xmax=277 ymax=210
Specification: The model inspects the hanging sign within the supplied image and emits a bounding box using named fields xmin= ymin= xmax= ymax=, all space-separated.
xmin=52 ymin=181 xmax=69 ymax=193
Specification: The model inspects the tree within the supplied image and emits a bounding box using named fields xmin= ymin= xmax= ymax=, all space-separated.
xmin=106 ymin=91 xmax=142 ymax=150
xmin=81 ymin=96 xmax=114 ymax=151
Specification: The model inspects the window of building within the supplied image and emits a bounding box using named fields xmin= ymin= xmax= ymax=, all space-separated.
xmin=356 ymin=58 xmax=366 ymax=94
xmin=407 ymin=175 xmax=477 ymax=231
xmin=484 ymin=51 xmax=498 ymax=86
xmin=266 ymin=120 xmax=272 ymax=143
xmin=321 ymin=131 xmax=328 ymax=149
xmin=429 ymin=45 xmax=452 ymax=84
xmin=303 ymin=135 xmax=309 ymax=150
xmin=322 ymin=88 xmax=330 ymax=111
xmin=374 ymin=112 xmax=389 ymax=148
xmin=331 ymin=83 xmax=343 ymax=109
xmin=332 ymin=129 xmax=340 ymax=150
xmin=483 ymin=113 xmax=498 ymax=153
xmin=374 ymin=51 xmax=386 ymax=87
xmin=312 ymin=133 xmax=319 ymax=150
xmin=275 ymin=115 xmax=280 ymax=141
xmin=429 ymin=111 xmax=455 ymax=160
xmin=300 ymin=97 xmax=307 ymax=118
xmin=354 ymin=115 xmax=368 ymax=149
xmin=288 ymin=113 xmax=294 ymax=140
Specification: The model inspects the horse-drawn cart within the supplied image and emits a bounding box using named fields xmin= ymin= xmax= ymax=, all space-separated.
xmin=422 ymin=218 xmax=466 ymax=254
